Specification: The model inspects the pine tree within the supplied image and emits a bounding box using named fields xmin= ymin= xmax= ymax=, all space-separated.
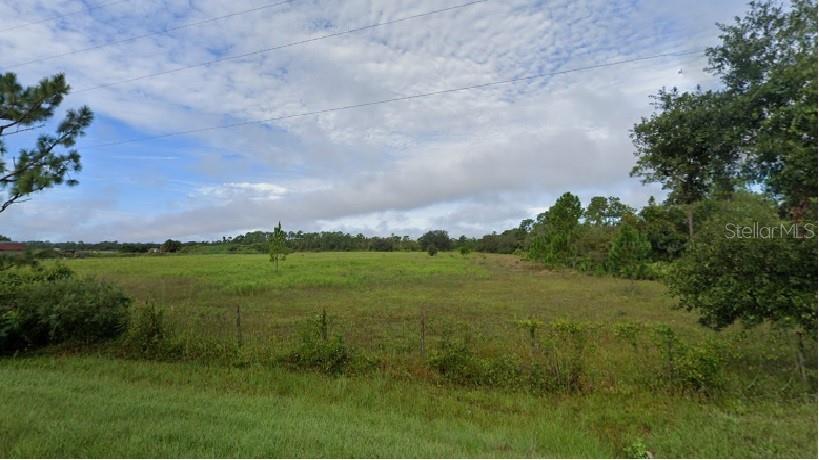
xmin=0 ymin=73 xmax=93 ymax=213
xmin=269 ymin=222 xmax=288 ymax=271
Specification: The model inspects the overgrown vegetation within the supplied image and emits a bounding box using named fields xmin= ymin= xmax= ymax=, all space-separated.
xmin=0 ymin=265 xmax=130 ymax=353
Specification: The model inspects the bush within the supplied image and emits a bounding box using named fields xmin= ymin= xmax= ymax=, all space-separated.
xmin=0 ymin=266 xmax=130 ymax=353
xmin=652 ymin=325 xmax=724 ymax=394
xmin=122 ymin=302 xmax=171 ymax=359
xmin=282 ymin=311 xmax=351 ymax=375
xmin=667 ymin=193 xmax=817 ymax=332
xmin=429 ymin=336 xmax=519 ymax=387
xmin=427 ymin=244 xmax=438 ymax=256
xmin=539 ymin=319 xmax=594 ymax=393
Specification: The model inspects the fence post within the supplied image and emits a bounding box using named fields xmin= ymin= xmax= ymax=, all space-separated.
xmin=236 ymin=304 xmax=243 ymax=348
xmin=420 ymin=307 xmax=427 ymax=360
xmin=320 ymin=308 xmax=328 ymax=341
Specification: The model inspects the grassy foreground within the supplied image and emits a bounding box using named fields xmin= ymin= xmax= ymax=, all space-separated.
xmin=2 ymin=252 xmax=814 ymax=457
xmin=1 ymin=355 xmax=815 ymax=458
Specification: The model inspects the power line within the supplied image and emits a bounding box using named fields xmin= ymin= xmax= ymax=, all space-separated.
xmin=0 ymin=0 xmax=131 ymax=33
xmin=3 ymin=0 xmax=294 ymax=69
xmin=87 ymin=49 xmax=703 ymax=149
xmin=73 ymin=0 xmax=491 ymax=94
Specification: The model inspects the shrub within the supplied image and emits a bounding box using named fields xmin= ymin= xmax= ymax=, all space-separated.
xmin=624 ymin=439 xmax=651 ymax=459
xmin=122 ymin=302 xmax=172 ymax=359
xmin=539 ymin=319 xmax=593 ymax=393
xmin=427 ymin=244 xmax=438 ymax=256
xmin=282 ymin=312 xmax=351 ymax=375
xmin=0 ymin=266 xmax=130 ymax=353
xmin=428 ymin=335 xmax=519 ymax=387
xmin=652 ymin=325 xmax=724 ymax=394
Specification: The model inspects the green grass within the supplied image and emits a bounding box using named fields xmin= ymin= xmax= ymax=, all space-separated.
xmin=63 ymin=253 xmax=695 ymax=347
xmin=1 ymin=355 xmax=815 ymax=458
xmin=2 ymin=252 xmax=814 ymax=457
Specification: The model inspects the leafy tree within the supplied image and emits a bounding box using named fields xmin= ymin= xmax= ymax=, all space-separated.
xmin=517 ymin=218 xmax=534 ymax=233
xmin=608 ymin=215 xmax=651 ymax=278
xmin=0 ymin=73 xmax=93 ymax=213
xmin=604 ymin=197 xmax=636 ymax=226
xmin=160 ymin=239 xmax=182 ymax=253
xmin=0 ymin=235 xmax=10 ymax=241
xmin=418 ymin=230 xmax=451 ymax=252
xmin=667 ymin=192 xmax=817 ymax=332
xmin=631 ymin=88 xmax=743 ymax=238
xmin=638 ymin=199 xmax=689 ymax=261
xmin=427 ymin=244 xmax=438 ymax=256
xmin=585 ymin=196 xmax=636 ymax=226
xmin=269 ymin=222 xmax=288 ymax=271
xmin=706 ymin=0 xmax=817 ymax=219
xmin=633 ymin=0 xmax=818 ymax=227
xmin=585 ymin=196 xmax=608 ymax=226
xmin=529 ymin=192 xmax=583 ymax=266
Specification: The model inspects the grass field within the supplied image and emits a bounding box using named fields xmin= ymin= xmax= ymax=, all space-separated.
xmin=2 ymin=252 xmax=816 ymax=457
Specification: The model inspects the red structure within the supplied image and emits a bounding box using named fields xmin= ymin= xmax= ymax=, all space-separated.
xmin=0 ymin=242 xmax=26 ymax=252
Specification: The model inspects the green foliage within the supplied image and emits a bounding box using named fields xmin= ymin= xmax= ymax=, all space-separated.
xmin=585 ymin=196 xmax=636 ymax=226
xmin=282 ymin=311 xmax=350 ymax=375
xmin=540 ymin=319 xmax=593 ymax=393
xmin=0 ymin=265 xmax=130 ymax=352
xmin=269 ymin=221 xmax=288 ymax=271
xmin=428 ymin=333 xmax=518 ymax=387
xmin=418 ymin=230 xmax=451 ymax=252
xmin=608 ymin=217 xmax=651 ymax=279
xmin=624 ymin=439 xmax=651 ymax=459
xmin=667 ymin=193 xmax=817 ymax=332
xmin=639 ymin=200 xmax=689 ymax=261
xmin=529 ymin=192 xmax=583 ymax=266
xmin=458 ymin=245 xmax=471 ymax=256
xmin=160 ymin=239 xmax=182 ymax=253
xmin=514 ymin=318 xmax=544 ymax=350
xmin=633 ymin=1 xmax=817 ymax=220
xmin=0 ymin=73 xmax=93 ymax=213
xmin=706 ymin=0 xmax=817 ymax=218
xmin=613 ymin=320 xmax=643 ymax=351
xmin=631 ymin=89 xmax=742 ymax=210
xmin=652 ymin=325 xmax=724 ymax=394
xmin=122 ymin=302 xmax=171 ymax=359
xmin=426 ymin=244 xmax=438 ymax=256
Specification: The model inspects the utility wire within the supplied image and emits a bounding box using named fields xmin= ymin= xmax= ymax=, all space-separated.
xmin=73 ymin=0 xmax=491 ymax=94
xmin=3 ymin=0 xmax=294 ymax=69
xmin=0 ymin=0 xmax=131 ymax=33
xmin=87 ymin=49 xmax=703 ymax=149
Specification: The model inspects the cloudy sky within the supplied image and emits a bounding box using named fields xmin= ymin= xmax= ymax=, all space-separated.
xmin=0 ymin=0 xmax=749 ymax=242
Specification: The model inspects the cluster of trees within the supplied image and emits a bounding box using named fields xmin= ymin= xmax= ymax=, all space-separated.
xmin=631 ymin=0 xmax=817 ymax=335
xmin=204 ymin=230 xmax=423 ymax=253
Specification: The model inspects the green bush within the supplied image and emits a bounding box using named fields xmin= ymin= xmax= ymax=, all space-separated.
xmin=0 ymin=266 xmax=130 ymax=353
xmin=539 ymin=319 xmax=594 ymax=393
xmin=282 ymin=312 xmax=351 ymax=375
xmin=429 ymin=336 xmax=520 ymax=387
xmin=652 ymin=325 xmax=724 ymax=394
xmin=624 ymin=438 xmax=651 ymax=459
xmin=122 ymin=302 xmax=173 ymax=359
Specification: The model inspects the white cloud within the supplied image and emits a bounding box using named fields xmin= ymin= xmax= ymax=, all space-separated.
xmin=0 ymin=0 xmax=749 ymax=241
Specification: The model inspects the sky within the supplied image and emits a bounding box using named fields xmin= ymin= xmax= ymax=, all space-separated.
xmin=0 ymin=0 xmax=750 ymax=242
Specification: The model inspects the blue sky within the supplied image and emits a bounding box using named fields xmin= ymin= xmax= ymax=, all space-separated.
xmin=0 ymin=0 xmax=749 ymax=242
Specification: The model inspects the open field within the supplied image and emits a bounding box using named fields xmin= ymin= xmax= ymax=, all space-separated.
xmin=2 ymin=252 xmax=816 ymax=457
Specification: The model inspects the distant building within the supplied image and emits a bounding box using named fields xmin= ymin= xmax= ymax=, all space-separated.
xmin=148 ymin=247 xmax=160 ymax=253
xmin=0 ymin=242 xmax=26 ymax=252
